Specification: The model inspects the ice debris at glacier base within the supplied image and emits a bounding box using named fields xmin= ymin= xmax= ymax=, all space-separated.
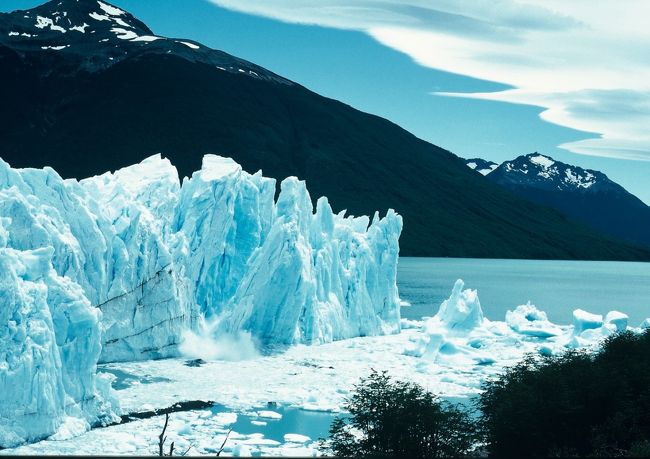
xmin=6 ymin=278 xmax=649 ymax=456
xmin=405 ymin=279 xmax=637 ymax=366
xmin=0 ymin=154 xmax=402 ymax=448
xmin=8 ymin=280 xmax=648 ymax=456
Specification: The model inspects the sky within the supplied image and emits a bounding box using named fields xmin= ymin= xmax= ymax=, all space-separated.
xmin=3 ymin=0 xmax=650 ymax=203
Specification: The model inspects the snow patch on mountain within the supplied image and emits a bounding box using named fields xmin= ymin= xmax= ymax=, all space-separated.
xmin=69 ymin=23 xmax=89 ymax=33
xmin=88 ymin=12 xmax=110 ymax=22
xmin=529 ymin=154 xmax=555 ymax=169
xmin=35 ymin=15 xmax=66 ymax=33
xmin=178 ymin=40 xmax=200 ymax=50
xmin=464 ymin=158 xmax=498 ymax=176
xmin=97 ymin=1 xmax=126 ymax=17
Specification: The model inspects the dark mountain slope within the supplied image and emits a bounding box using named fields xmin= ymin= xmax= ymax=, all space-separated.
xmin=1 ymin=0 xmax=649 ymax=260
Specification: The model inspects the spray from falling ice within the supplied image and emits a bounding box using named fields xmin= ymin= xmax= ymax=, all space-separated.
xmin=179 ymin=316 xmax=260 ymax=361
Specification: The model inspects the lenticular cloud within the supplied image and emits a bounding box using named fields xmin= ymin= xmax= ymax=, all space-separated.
xmin=210 ymin=0 xmax=650 ymax=161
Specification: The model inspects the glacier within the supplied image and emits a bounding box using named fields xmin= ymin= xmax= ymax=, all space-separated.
xmin=0 ymin=154 xmax=402 ymax=447
xmin=0 ymin=219 xmax=119 ymax=448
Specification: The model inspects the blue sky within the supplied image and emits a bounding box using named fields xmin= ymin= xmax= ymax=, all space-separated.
xmin=3 ymin=0 xmax=650 ymax=203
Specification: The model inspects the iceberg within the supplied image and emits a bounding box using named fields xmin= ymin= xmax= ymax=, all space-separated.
xmin=505 ymin=302 xmax=562 ymax=338
xmin=604 ymin=310 xmax=628 ymax=332
xmin=405 ymin=279 xmax=490 ymax=363
xmin=432 ymin=279 xmax=484 ymax=333
xmin=0 ymin=154 xmax=402 ymax=447
xmin=572 ymin=309 xmax=603 ymax=335
xmin=404 ymin=280 xmax=637 ymax=366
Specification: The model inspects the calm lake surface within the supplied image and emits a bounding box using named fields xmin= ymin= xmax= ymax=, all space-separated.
xmin=397 ymin=257 xmax=650 ymax=326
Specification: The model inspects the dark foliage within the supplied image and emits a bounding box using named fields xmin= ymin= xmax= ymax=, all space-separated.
xmin=479 ymin=329 xmax=650 ymax=457
xmin=320 ymin=370 xmax=478 ymax=457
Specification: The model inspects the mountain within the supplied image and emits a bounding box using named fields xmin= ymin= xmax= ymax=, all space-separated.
xmin=2 ymin=0 xmax=650 ymax=261
xmin=466 ymin=153 xmax=650 ymax=248
xmin=466 ymin=158 xmax=498 ymax=176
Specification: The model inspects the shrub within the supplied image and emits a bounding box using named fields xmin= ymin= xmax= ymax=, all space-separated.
xmin=479 ymin=329 xmax=650 ymax=457
xmin=320 ymin=370 xmax=478 ymax=457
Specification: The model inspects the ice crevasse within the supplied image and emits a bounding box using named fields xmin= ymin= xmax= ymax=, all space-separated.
xmin=0 ymin=154 xmax=403 ymax=447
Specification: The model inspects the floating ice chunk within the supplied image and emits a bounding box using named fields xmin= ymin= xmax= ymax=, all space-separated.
xmin=640 ymin=318 xmax=650 ymax=329
xmin=214 ymin=412 xmax=237 ymax=425
xmin=404 ymin=280 xmax=487 ymax=362
xmin=433 ymin=279 xmax=484 ymax=334
xmin=573 ymin=309 xmax=603 ymax=335
xmin=400 ymin=318 xmax=422 ymax=330
xmin=605 ymin=311 xmax=628 ymax=332
xmin=538 ymin=344 xmax=555 ymax=356
xmin=231 ymin=443 xmax=253 ymax=457
xmin=284 ymin=433 xmax=311 ymax=443
xmin=256 ymin=411 xmax=282 ymax=420
xmin=506 ymin=302 xmax=561 ymax=337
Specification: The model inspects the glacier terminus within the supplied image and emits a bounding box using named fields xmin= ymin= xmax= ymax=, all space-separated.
xmin=0 ymin=154 xmax=402 ymax=447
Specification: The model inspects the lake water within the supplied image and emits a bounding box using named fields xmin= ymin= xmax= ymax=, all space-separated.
xmin=398 ymin=257 xmax=650 ymax=326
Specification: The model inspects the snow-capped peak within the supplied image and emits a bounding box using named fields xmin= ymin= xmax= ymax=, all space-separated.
xmin=490 ymin=152 xmax=614 ymax=192
xmin=529 ymin=154 xmax=555 ymax=169
xmin=0 ymin=0 xmax=291 ymax=83
xmin=97 ymin=1 xmax=125 ymax=17
xmin=1 ymin=0 xmax=155 ymax=47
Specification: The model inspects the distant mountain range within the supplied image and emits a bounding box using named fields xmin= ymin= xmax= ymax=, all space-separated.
xmin=1 ymin=0 xmax=650 ymax=260
xmin=465 ymin=153 xmax=650 ymax=248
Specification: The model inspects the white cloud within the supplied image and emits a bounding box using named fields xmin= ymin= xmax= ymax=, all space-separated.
xmin=208 ymin=0 xmax=650 ymax=160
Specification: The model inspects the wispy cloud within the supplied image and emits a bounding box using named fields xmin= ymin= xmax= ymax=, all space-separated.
xmin=208 ymin=0 xmax=650 ymax=161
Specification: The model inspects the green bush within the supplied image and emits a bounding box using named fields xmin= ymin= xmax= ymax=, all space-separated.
xmin=320 ymin=370 xmax=478 ymax=457
xmin=478 ymin=329 xmax=650 ymax=457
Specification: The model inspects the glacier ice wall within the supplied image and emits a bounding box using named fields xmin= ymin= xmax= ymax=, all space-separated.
xmin=0 ymin=219 xmax=118 ymax=448
xmin=0 ymin=157 xmax=199 ymax=363
xmin=0 ymin=153 xmax=402 ymax=358
xmin=177 ymin=155 xmax=402 ymax=346
xmin=0 ymin=154 xmax=402 ymax=446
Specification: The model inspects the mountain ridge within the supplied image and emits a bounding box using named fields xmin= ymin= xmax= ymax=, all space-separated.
xmin=2 ymin=0 xmax=650 ymax=261
xmin=466 ymin=153 xmax=650 ymax=248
